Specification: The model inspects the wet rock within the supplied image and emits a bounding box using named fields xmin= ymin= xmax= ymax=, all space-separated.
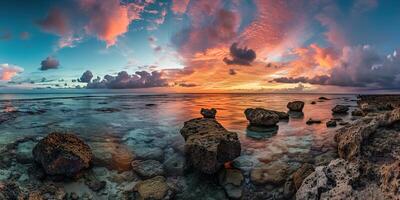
xmin=351 ymin=108 xmax=364 ymax=116
xmin=84 ymin=172 xmax=106 ymax=192
xmin=360 ymin=103 xmax=377 ymax=112
xmin=219 ymin=169 xmax=244 ymax=199
xmin=32 ymin=132 xmax=93 ymax=177
xmin=91 ymin=143 xmax=134 ymax=172
xmin=380 ymin=161 xmax=400 ymax=199
xmin=180 ymin=118 xmax=241 ymax=174
xmin=133 ymin=146 xmax=164 ymax=162
xmin=232 ymin=155 xmax=256 ymax=171
xmin=134 ymin=176 xmax=172 ymax=200
xmin=244 ymin=108 xmax=280 ymax=126
xmin=326 ymin=120 xmax=337 ymax=127
xmin=163 ymin=152 xmax=185 ymax=176
xmin=0 ymin=181 xmax=23 ymax=199
xmin=287 ymin=101 xmax=305 ymax=112
xmin=288 ymin=111 xmax=304 ymax=119
xmin=310 ymin=101 xmax=316 ymax=105
xmin=306 ymin=118 xmax=321 ymax=125
xmin=200 ymin=108 xmax=217 ymax=118
xmin=250 ymin=161 xmax=289 ymax=185
xmin=0 ymin=112 xmax=17 ymax=124
xmin=292 ymin=163 xmax=314 ymax=190
xmin=334 ymin=119 xmax=378 ymax=160
xmin=145 ymin=103 xmax=156 ymax=107
xmin=28 ymin=183 xmax=66 ymax=200
xmin=318 ymin=97 xmax=330 ymax=100
xmin=296 ymin=159 xmax=380 ymax=200
xmin=132 ymin=160 xmax=164 ymax=179
xmin=332 ymin=105 xmax=349 ymax=114
xmin=15 ymin=140 xmax=36 ymax=164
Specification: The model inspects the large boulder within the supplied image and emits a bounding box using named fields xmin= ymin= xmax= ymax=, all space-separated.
xmin=244 ymin=108 xmax=280 ymax=126
xmin=32 ymin=132 xmax=93 ymax=177
xmin=180 ymin=118 xmax=241 ymax=174
xmin=134 ymin=176 xmax=173 ymax=200
xmin=332 ymin=105 xmax=349 ymax=114
xmin=287 ymin=101 xmax=305 ymax=112
xmin=201 ymin=108 xmax=217 ymax=118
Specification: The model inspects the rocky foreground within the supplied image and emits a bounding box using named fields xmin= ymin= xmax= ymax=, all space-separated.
xmin=296 ymin=97 xmax=400 ymax=199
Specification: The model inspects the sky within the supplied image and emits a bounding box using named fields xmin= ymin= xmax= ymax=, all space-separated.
xmin=0 ymin=0 xmax=400 ymax=93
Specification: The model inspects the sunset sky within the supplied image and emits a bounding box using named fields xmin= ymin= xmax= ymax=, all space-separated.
xmin=1 ymin=0 xmax=400 ymax=93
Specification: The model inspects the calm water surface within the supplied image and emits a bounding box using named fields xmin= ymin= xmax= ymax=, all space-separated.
xmin=0 ymin=93 xmax=358 ymax=199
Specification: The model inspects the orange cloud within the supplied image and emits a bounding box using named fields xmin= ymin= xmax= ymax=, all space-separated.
xmin=171 ymin=0 xmax=190 ymax=15
xmin=0 ymin=64 xmax=23 ymax=81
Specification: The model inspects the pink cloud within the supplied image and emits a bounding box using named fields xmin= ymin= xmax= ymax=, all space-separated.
xmin=79 ymin=0 xmax=144 ymax=47
xmin=171 ymin=0 xmax=190 ymax=15
xmin=0 ymin=64 xmax=23 ymax=81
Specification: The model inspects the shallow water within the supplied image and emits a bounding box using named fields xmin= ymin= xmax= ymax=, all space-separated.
xmin=0 ymin=93 xmax=358 ymax=199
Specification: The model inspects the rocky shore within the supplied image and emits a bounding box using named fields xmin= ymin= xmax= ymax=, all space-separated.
xmin=296 ymin=96 xmax=400 ymax=200
xmin=0 ymin=94 xmax=397 ymax=200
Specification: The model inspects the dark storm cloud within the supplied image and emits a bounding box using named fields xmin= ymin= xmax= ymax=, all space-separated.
xmin=83 ymin=70 xmax=168 ymax=89
xmin=271 ymin=75 xmax=330 ymax=85
xmin=78 ymin=70 xmax=93 ymax=83
xmin=40 ymin=57 xmax=59 ymax=71
xmin=223 ymin=43 xmax=256 ymax=66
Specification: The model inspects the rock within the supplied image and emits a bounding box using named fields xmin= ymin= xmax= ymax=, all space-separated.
xmin=310 ymin=101 xmax=316 ymax=105
xmin=287 ymin=101 xmax=305 ymax=112
xmin=326 ymin=120 xmax=337 ymax=127
xmin=296 ymin=159 xmax=388 ymax=200
xmin=244 ymin=108 xmax=280 ymax=126
xmin=145 ymin=103 xmax=156 ymax=107
xmin=0 ymin=182 xmax=23 ymax=199
xmin=32 ymin=132 xmax=93 ymax=177
xmin=219 ymin=169 xmax=244 ymax=199
xmin=132 ymin=160 xmax=164 ymax=178
xmin=318 ymin=97 xmax=330 ymax=100
xmin=134 ymin=146 xmax=164 ymax=162
xmin=380 ymin=161 xmax=400 ymax=199
xmin=332 ymin=105 xmax=349 ymax=114
xmin=180 ymin=118 xmax=241 ymax=174
xmin=334 ymin=119 xmax=378 ymax=160
xmin=134 ymin=176 xmax=171 ymax=200
xmin=200 ymin=108 xmax=217 ymax=118
xmin=292 ymin=163 xmax=314 ymax=190
xmin=351 ymin=108 xmax=364 ymax=116
xmin=306 ymin=118 xmax=321 ymax=125
xmin=163 ymin=152 xmax=185 ymax=176
xmin=219 ymin=169 xmax=244 ymax=187
xmin=91 ymin=142 xmax=134 ymax=172
xmin=250 ymin=161 xmax=289 ymax=185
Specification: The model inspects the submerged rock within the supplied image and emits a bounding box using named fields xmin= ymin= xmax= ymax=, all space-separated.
xmin=351 ymin=108 xmax=364 ymax=116
xmin=134 ymin=176 xmax=173 ymax=200
xmin=132 ymin=160 xmax=165 ymax=178
xmin=218 ymin=169 xmax=244 ymax=199
xmin=332 ymin=105 xmax=349 ymax=114
xmin=306 ymin=118 xmax=321 ymax=125
xmin=201 ymin=108 xmax=217 ymax=118
xmin=32 ymin=132 xmax=93 ymax=177
xmin=326 ymin=120 xmax=337 ymax=127
xmin=246 ymin=125 xmax=278 ymax=139
xmin=287 ymin=101 xmax=305 ymax=112
xmin=250 ymin=161 xmax=289 ymax=185
xmin=180 ymin=118 xmax=241 ymax=174
xmin=244 ymin=108 xmax=280 ymax=126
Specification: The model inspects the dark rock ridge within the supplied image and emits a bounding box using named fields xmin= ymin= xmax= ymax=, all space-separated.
xmin=32 ymin=132 xmax=93 ymax=177
xmin=331 ymin=105 xmax=349 ymax=114
xmin=287 ymin=101 xmax=305 ymax=112
xmin=244 ymin=108 xmax=288 ymax=127
xmin=180 ymin=118 xmax=241 ymax=174
xmin=296 ymin=105 xmax=400 ymax=199
xmin=201 ymin=108 xmax=217 ymax=118
xmin=306 ymin=118 xmax=321 ymax=125
xmin=326 ymin=120 xmax=337 ymax=127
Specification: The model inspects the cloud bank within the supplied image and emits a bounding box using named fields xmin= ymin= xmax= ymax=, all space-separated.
xmin=0 ymin=64 xmax=23 ymax=81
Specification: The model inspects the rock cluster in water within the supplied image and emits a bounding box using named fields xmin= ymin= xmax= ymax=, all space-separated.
xmin=180 ymin=116 xmax=241 ymax=174
xmin=287 ymin=101 xmax=305 ymax=112
xmin=244 ymin=108 xmax=288 ymax=127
